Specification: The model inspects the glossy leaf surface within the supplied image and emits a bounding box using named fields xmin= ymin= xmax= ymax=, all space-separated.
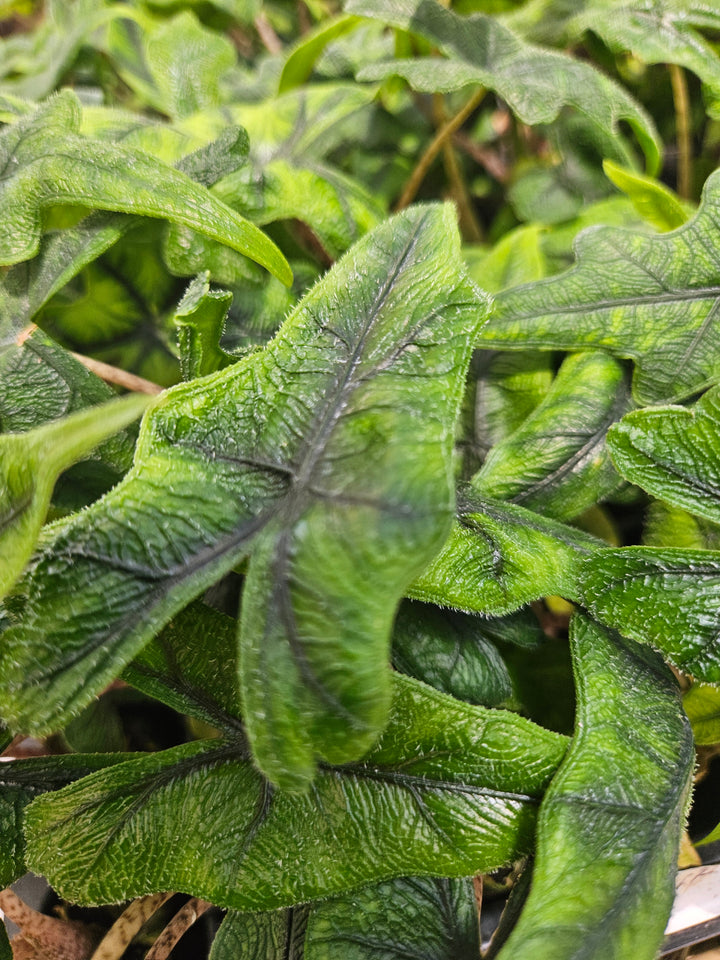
xmin=348 ymin=0 xmax=660 ymax=171
xmin=496 ymin=613 xmax=693 ymax=960
xmin=0 ymin=91 xmax=291 ymax=284
xmin=482 ymin=170 xmax=720 ymax=404
xmin=579 ymin=548 xmax=720 ymax=680
xmin=602 ymin=160 xmax=692 ymax=232
xmin=24 ymin=673 xmax=567 ymax=908
xmin=410 ymin=494 xmax=600 ymax=615
xmin=210 ymin=909 xmax=308 ymax=960
xmin=472 ymin=351 xmax=631 ymax=520
xmin=608 ymin=386 xmax=720 ymax=525
xmin=0 ymin=206 xmax=485 ymax=792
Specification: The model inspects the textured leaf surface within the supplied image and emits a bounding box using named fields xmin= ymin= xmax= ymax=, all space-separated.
xmin=279 ymin=14 xmax=364 ymax=92
xmin=24 ymin=672 xmax=566 ymax=909
xmin=472 ymin=351 xmax=631 ymax=520
xmin=392 ymin=600 xmax=512 ymax=706
xmin=481 ymin=170 xmax=720 ymax=404
xmin=569 ymin=1 xmax=720 ymax=117
xmin=607 ymin=386 xmax=720 ymax=525
xmin=495 ymin=612 xmax=693 ymax=960
xmin=0 ymin=393 xmax=149 ymax=600
xmin=579 ymin=547 xmax=720 ymax=680
xmin=0 ymin=91 xmax=291 ymax=284
xmin=410 ymin=494 xmax=601 ymax=615
xmin=0 ymin=206 xmax=485 ymax=792
xmin=347 ymin=0 xmax=659 ymax=171
xmin=170 ymin=84 xmax=383 ymax=265
xmin=210 ymin=909 xmax=308 ymax=960
xmin=303 ymin=876 xmax=480 ymax=960
xmin=0 ymin=753 xmax=127 ymax=887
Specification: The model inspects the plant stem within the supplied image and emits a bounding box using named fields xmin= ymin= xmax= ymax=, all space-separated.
xmin=144 ymin=899 xmax=213 ymax=960
xmin=433 ymin=96 xmax=483 ymax=241
xmin=254 ymin=12 xmax=283 ymax=54
xmin=0 ymin=889 xmax=95 ymax=960
xmin=669 ymin=63 xmax=692 ymax=200
xmin=90 ymin=893 xmax=174 ymax=960
xmin=396 ymin=88 xmax=486 ymax=210
xmin=70 ymin=354 xmax=163 ymax=395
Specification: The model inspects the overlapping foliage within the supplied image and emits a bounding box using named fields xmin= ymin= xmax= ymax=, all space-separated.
xmin=1 ymin=0 xmax=718 ymax=958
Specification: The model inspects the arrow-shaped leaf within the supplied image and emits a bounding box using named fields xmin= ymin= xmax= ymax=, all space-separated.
xmin=481 ymin=169 xmax=720 ymax=404
xmin=0 ymin=90 xmax=291 ymax=285
xmin=0 ymin=205 xmax=486 ymax=791
xmin=607 ymin=385 xmax=720 ymax=525
xmin=347 ymin=0 xmax=660 ymax=172
xmin=24 ymin=672 xmax=567 ymax=909
xmin=495 ymin=612 xmax=693 ymax=960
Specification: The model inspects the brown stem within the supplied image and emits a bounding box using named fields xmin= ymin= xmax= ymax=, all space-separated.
xmin=254 ymin=12 xmax=283 ymax=55
xmin=473 ymin=875 xmax=484 ymax=954
xmin=0 ymin=889 xmax=95 ymax=960
xmin=669 ymin=63 xmax=692 ymax=200
xmin=396 ymin=88 xmax=486 ymax=210
xmin=452 ymin=131 xmax=510 ymax=184
xmin=90 ymin=893 xmax=174 ymax=960
xmin=69 ymin=354 xmax=163 ymax=395
xmin=431 ymin=95 xmax=483 ymax=242
xmin=144 ymin=899 xmax=213 ymax=960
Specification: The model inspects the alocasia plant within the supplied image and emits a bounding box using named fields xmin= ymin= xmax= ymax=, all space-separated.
xmin=1 ymin=0 xmax=719 ymax=958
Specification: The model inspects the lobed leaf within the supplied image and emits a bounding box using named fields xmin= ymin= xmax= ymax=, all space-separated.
xmin=24 ymin=672 xmax=567 ymax=909
xmin=607 ymin=385 xmax=720 ymax=525
xmin=0 ymin=90 xmax=291 ymax=284
xmin=172 ymin=273 xmax=236 ymax=381
xmin=495 ymin=612 xmax=693 ymax=960
xmin=0 ymin=205 xmax=486 ymax=792
xmin=472 ymin=351 xmax=632 ymax=520
xmin=481 ymin=170 xmax=720 ymax=404
xmin=347 ymin=0 xmax=660 ymax=171
xmin=410 ymin=494 xmax=601 ymax=615
xmin=579 ymin=547 xmax=720 ymax=680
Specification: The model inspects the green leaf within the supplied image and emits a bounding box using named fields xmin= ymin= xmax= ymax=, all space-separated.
xmin=24 ymin=672 xmax=567 ymax=908
xmin=0 ymin=90 xmax=291 ymax=285
xmin=481 ymin=169 xmax=720 ymax=404
xmin=683 ymin=682 xmax=720 ymax=746
xmin=643 ymin=501 xmax=720 ymax=552
xmin=410 ymin=494 xmax=601 ymax=615
xmin=0 ymin=206 xmax=486 ymax=792
xmin=495 ymin=612 xmax=693 ymax=960
xmin=123 ymin=601 xmax=244 ymax=733
xmin=603 ymin=160 xmax=692 ymax=232
xmin=568 ymin=2 xmax=720 ymax=118
xmin=0 ymin=391 xmax=150 ymax=600
xmin=392 ymin=600 xmax=513 ymax=706
xmin=303 ymin=877 xmax=481 ymax=960
xmin=210 ymin=909 xmax=309 ymax=960
xmin=579 ymin=547 xmax=720 ymax=681
xmin=0 ymin=753 xmax=127 ymax=887
xmin=168 ymin=84 xmax=383 ymax=266
xmin=464 ymin=224 xmax=547 ymax=294
xmin=173 ymin=273 xmax=236 ymax=381
xmin=347 ymin=0 xmax=660 ymax=172
xmin=472 ymin=351 xmax=632 ymax=520
xmin=278 ymin=14 xmax=364 ymax=92
xmin=607 ymin=386 xmax=720 ymax=526
xmin=107 ymin=11 xmax=238 ymax=120
xmin=473 ymin=351 xmax=555 ymax=452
